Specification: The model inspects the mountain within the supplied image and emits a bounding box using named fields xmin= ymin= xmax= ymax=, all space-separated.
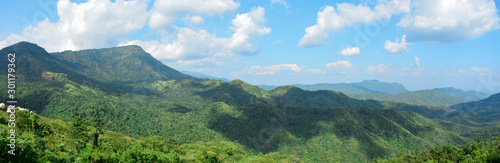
xmin=449 ymin=92 xmax=500 ymax=123
xmin=51 ymin=45 xmax=192 ymax=83
xmin=269 ymin=86 xmax=384 ymax=109
xmin=0 ymin=42 xmax=75 ymax=81
xmin=354 ymin=80 xmax=408 ymax=94
xmin=350 ymin=89 xmax=466 ymax=107
xmin=2 ymin=42 xmax=500 ymax=162
xmin=181 ymin=70 xmax=230 ymax=81
xmin=434 ymin=87 xmax=490 ymax=101
xmin=259 ymin=80 xmax=408 ymax=94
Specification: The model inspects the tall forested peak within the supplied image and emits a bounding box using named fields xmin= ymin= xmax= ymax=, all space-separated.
xmin=1 ymin=41 xmax=50 ymax=57
xmin=0 ymin=42 xmax=70 ymax=81
xmin=50 ymin=44 xmax=192 ymax=83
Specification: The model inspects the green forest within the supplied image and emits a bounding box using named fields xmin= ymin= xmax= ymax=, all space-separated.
xmin=1 ymin=42 xmax=500 ymax=162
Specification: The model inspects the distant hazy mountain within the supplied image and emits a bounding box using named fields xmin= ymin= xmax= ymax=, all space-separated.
xmin=450 ymin=92 xmax=500 ymax=122
xmin=181 ymin=70 xmax=230 ymax=82
xmin=349 ymin=89 xmax=465 ymax=107
xmin=259 ymin=80 xmax=408 ymax=94
xmin=434 ymin=87 xmax=489 ymax=101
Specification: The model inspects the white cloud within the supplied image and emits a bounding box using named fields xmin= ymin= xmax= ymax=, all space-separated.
xmin=271 ymin=0 xmax=290 ymax=8
xmin=470 ymin=67 xmax=492 ymax=76
xmin=121 ymin=7 xmax=271 ymax=67
xmin=235 ymin=64 xmax=304 ymax=75
xmin=366 ymin=64 xmax=387 ymax=74
xmin=298 ymin=0 xmax=411 ymax=47
xmin=0 ymin=34 xmax=28 ymax=49
xmin=398 ymin=0 xmax=500 ymax=43
xmin=182 ymin=15 xmax=205 ymax=25
xmin=337 ymin=47 xmax=360 ymax=56
xmin=448 ymin=67 xmax=497 ymax=77
xmin=1 ymin=0 xmax=149 ymax=52
xmin=414 ymin=56 xmax=420 ymax=67
xmin=384 ymin=35 xmax=409 ymax=54
xmin=304 ymin=69 xmax=322 ymax=74
xmin=149 ymin=0 xmax=239 ymax=30
xmin=326 ymin=61 xmax=353 ymax=69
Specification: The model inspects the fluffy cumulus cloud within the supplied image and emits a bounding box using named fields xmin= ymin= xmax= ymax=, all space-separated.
xmin=0 ymin=0 xmax=149 ymax=52
xmin=337 ymin=47 xmax=360 ymax=56
xmin=182 ymin=15 xmax=205 ymax=25
xmin=398 ymin=0 xmax=500 ymax=43
xmin=121 ymin=7 xmax=271 ymax=67
xmin=326 ymin=61 xmax=353 ymax=69
xmin=236 ymin=64 xmax=304 ymax=75
xmin=298 ymin=0 xmax=411 ymax=47
xmin=0 ymin=34 xmax=28 ymax=49
xmin=384 ymin=35 xmax=409 ymax=54
xmin=366 ymin=64 xmax=387 ymax=74
xmin=149 ymin=0 xmax=239 ymax=30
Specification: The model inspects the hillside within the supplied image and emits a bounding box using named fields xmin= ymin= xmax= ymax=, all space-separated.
xmin=269 ymin=86 xmax=384 ymax=109
xmin=1 ymin=42 xmax=500 ymax=162
xmin=0 ymin=107 xmax=299 ymax=162
xmin=434 ymin=87 xmax=489 ymax=101
xmin=374 ymin=137 xmax=500 ymax=162
xmin=350 ymin=89 xmax=466 ymax=107
xmin=449 ymin=92 xmax=500 ymax=123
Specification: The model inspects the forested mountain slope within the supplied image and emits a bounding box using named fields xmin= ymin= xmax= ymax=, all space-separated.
xmin=1 ymin=42 xmax=500 ymax=162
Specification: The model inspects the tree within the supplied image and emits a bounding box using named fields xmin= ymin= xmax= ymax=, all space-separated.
xmin=71 ymin=116 xmax=89 ymax=152
xmin=92 ymin=118 xmax=105 ymax=148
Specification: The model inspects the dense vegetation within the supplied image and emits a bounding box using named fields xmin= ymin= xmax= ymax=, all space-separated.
xmin=1 ymin=42 xmax=499 ymax=162
xmin=0 ymin=109 xmax=299 ymax=162
xmin=374 ymin=138 xmax=500 ymax=162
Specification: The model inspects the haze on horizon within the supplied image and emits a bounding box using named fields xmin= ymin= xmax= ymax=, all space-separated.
xmin=1 ymin=0 xmax=499 ymax=92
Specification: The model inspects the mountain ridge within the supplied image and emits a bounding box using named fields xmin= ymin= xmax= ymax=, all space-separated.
xmin=2 ymin=42 xmax=500 ymax=162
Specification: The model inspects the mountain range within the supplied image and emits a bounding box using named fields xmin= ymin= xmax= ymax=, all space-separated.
xmin=260 ymin=80 xmax=489 ymax=107
xmin=1 ymin=42 xmax=499 ymax=162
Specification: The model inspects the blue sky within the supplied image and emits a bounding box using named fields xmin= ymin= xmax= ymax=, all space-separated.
xmin=1 ymin=0 xmax=500 ymax=93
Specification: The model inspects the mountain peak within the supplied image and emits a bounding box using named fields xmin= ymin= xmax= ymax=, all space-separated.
xmin=361 ymin=80 xmax=381 ymax=83
xmin=1 ymin=41 xmax=49 ymax=56
xmin=50 ymin=45 xmax=191 ymax=83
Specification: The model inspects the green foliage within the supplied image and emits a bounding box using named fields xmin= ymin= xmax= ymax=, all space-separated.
xmin=374 ymin=138 xmax=500 ymax=163
xmin=271 ymin=86 xmax=384 ymax=109
xmin=0 ymin=110 xmax=299 ymax=163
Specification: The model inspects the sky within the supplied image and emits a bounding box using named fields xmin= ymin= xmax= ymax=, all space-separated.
xmin=1 ymin=0 xmax=500 ymax=93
